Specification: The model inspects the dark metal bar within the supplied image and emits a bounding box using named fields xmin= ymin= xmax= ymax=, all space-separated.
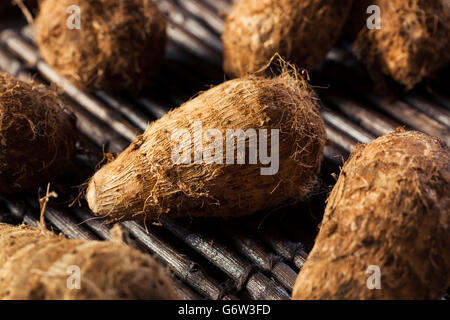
xmin=322 ymin=89 xmax=398 ymax=137
xmin=166 ymin=20 xmax=221 ymax=66
xmin=367 ymin=95 xmax=450 ymax=145
xmin=272 ymin=261 xmax=298 ymax=291
xmin=71 ymin=206 xmax=114 ymax=241
xmin=219 ymin=223 xmax=297 ymax=291
xmin=24 ymin=198 xmax=98 ymax=240
xmin=322 ymin=107 xmax=375 ymax=144
xmin=177 ymin=0 xmax=225 ymax=34
xmin=403 ymin=93 xmax=450 ymax=128
xmin=249 ymin=220 xmax=309 ymax=271
xmin=158 ymin=0 xmax=223 ymax=53
xmin=325 ymin=126 xmax=356 ymax=154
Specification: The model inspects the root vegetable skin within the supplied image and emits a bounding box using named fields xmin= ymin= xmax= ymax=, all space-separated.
xmin=0 ymin=0 xmax=37 ymax=13
xmin=36 ymin=0 xmax=166 ymax=93
xmin=0 ymin=72 xmax=78 ymax=194
xmin=86 ymin=72 xmax=326 ymax=222
xmin=222 ymin=0 xmax=354 ymax=78
xmin=353 ymin=0 xmax=450 ymax=89
xmin=0 ymin=223 xmax=177 ymax=300
xmin=293 ymin=130 xmax=450 ymax=300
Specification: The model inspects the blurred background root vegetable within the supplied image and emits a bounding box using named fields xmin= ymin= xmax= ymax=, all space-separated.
xmin=0 ymin=72 xmax=78 ymax=194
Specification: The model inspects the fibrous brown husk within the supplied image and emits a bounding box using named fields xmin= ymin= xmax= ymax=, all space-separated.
xmin=222 ymin=0 xmax=354 ymax=78
xmin=0 ymin=223 xmax=177 ymax=300
xmin=293 ymin=129 xmax=450 ymax=300
xmin=353 ymin=0 xmax=450 ymax=89
xmin=0 ymin=72 xmax=78 ymax=194
xmin=86 ymin=70 xmax=326 ymax=222
xmin=36 ymin=0 xmax=167 ymax=93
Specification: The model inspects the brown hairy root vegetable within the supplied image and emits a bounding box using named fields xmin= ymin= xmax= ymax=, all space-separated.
xmin=86 ymin=70 xmax=326 ymax=222
xmin=293 ymin=129 xmax=450 ymax=300
xmin=0 ymin=223 xmax=177 ymax=300
xmin=353 ymin=0 xmax=450 ymax=89
xmin=36 ymin=0 xmax=166 ymax=93
xmin=0 ymin=72 xmax=78 ymax=194
xmin=222 ymin=0 xmax=354 ymax=78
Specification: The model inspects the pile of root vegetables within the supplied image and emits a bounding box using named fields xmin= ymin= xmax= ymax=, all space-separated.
xmin=0 ymin=0 xmax=448 ymax=300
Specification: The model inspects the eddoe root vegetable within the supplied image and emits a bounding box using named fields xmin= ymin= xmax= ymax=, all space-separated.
xmin=222 ymin=0 xmax=354 ymax=78
xmin=0 ymin=223 xmax=177 ymax=299
xmin=353 ymin=0 xmax=450 ymax=89
xmin=86 ymin=70 xmax=326 ymax=222
xmin=36 ymin=0 xmax=166 ymax=93
xmin=0 ymin=72 xmax=78 ymax=194
xmin=293 ymin=129 xmax=450 ymax=299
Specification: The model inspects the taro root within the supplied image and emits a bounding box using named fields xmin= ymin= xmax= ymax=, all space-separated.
xmin=36 ymin=0 xmax=167 ymax=93
xmin=342 ymin=0 xmax=372 ymax=41
xmin=86 ymin=70 xmax=326 ymax=222
xmin=293 ymin=129 xmax=450 ymax=300
xmin=222 ymin=0 xmax=354 ymax=78
xmin=0 ymin=223 xmax=177 ymax=300
xmin=0 ymin=72 xmax=78 ymax=194
xmin=353 ymin=0 xmax=450 ymax=89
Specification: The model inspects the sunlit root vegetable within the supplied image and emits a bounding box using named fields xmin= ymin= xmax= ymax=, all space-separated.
xmin=223 ymin=0 xmax=354 ymax=77
xmin=293 ymin=129 xmax=450 ymax=300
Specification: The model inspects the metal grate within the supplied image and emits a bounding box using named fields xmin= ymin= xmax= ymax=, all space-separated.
xmin=0 ymin=0 xmax=449 ymax=300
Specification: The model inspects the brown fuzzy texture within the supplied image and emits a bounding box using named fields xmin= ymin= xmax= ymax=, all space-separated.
xmin=293 ymin=129 xmax=450 ymax=300
xmin=0 ymin=223 xmax=177 ymax=300
xmin=222 ymin=0 xmax=354 ymax=78
xmin=0 ymin=72 xmax=78 ymax=194
xmin=353 ymin=0 xmax=450 ymax=89
xmin=36 ymin=0 xmax=166 ymax=93
xmin=86 ymin=71 xmax=326 ymax=222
